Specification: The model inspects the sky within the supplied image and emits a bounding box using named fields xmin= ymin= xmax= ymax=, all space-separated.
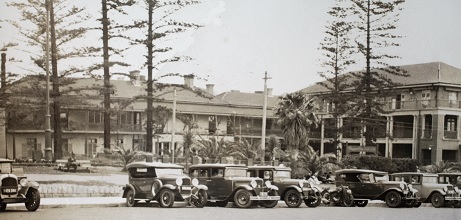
xmin=1 ymin=0 xmax=461 ymax=96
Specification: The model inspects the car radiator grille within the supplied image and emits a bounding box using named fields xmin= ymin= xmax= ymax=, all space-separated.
xmin=1 ymin=177 xmax=18 ymax=195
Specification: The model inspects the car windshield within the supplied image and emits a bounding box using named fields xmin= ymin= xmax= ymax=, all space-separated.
xmin=155 ymin=168 xmax=183 ymax=176
xmin=0 ymin=162 xmax=12 ymax=174
xmin=274 ymin=170 xmax=291 ymax=178
xmin=225 ymin=167 xmax=247 ymax=177
xmin=423 ymin=176 xmax=437 ymax=183
xmin=375 ymin=174 xmax=389 ymax=182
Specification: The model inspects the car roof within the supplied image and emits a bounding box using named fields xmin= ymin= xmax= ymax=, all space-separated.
xmin=335 ymin=169 xmax=388 ymax=175
xmin=438 ymin=173 xmax=461 ymax=176
xmin=126 ymin=162 xmax=184 ymax=169
xmin=247 ymin=165 xmax=292 ymax=171
xmin=392 ymin=172 xmax=438 ymax=177
xmin=189 ymin=164 xmax=246 ymax=169
xmin=0 ymin=158 xmax=14 ymax=163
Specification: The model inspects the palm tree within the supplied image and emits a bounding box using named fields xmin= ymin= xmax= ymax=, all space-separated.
xmin=191 ymin=136 xmax=229 ymax=163
xmin=285 ymin=145 xmax=340 ymax=179
xmin=228 ymin=138 xmax=260 ymax=161
xmin=422 ymin=161 xmax=461 ymax=173
xmin=182 ymin=130 xmax=194 ymax=169
xmin=115 ymin=145 xmax=149 ymax=171
xmin=275 ymin=92 xmax=319 ymax=152
xmin=266 ymin=135 xmax=284 ymax=161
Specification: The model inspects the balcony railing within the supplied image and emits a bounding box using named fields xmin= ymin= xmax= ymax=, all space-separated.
xmin=380 ymin=99 xmax=461 ymax=111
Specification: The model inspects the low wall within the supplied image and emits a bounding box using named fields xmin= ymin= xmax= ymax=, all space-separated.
xmin=39 ymin=184 xmax=123 ymax=198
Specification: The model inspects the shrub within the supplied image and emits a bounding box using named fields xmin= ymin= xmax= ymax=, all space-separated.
xmin=341 ymin=155 xmax=419 ymax=173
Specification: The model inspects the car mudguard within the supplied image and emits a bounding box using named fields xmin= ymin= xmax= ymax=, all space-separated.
xmin=378 ymin=188 xmax=403 ymax=200
xmin=122 ymin=184 xmax=136 ymax=198
xmin=160 ymin=184 xmax=177 ymax=191
xmin=194 ymin=185 xmax=208 ymax=191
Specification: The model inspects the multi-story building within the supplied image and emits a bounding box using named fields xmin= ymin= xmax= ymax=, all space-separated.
xmin=300 ymin=62 xmax=461 ymax=165
xmin=1 ymin=72 xmax=282 ymax=161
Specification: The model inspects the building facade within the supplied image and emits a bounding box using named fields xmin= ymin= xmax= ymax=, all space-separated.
xmin=301 ymin=62 xmax=461 ymax=165
xmin=1 ymin=73 xmax=281 ymax=161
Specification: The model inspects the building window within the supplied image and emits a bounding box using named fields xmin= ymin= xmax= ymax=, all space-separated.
xmin=26 ymin=138 xmax=38 ymax=150
xmin=444 ymin=115 xmax=458 ymax=139
xmin=208 ymin=115 xmax=217 ymax=134
xmin=60 ymin=112 xmax=68 ymax=128
xmin=133 ymin=112 xmax=141 ymax=125
xmin=421 ymin=90 xmax=431 ymax=108
xmin=89 ymin=111 xmax=103 ymax=124
xmin=423 ymin=115 xmax=432 ymax=139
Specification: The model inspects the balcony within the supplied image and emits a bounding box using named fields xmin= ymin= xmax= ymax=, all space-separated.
xmin=444 ymin=130 xmax=458 ymax=139
xmin=382 ymin=99 xmax=461 ymax=111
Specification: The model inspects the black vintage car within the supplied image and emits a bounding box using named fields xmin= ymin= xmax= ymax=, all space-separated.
xmin=247 ymin=165 xmax=323 ymax=208
xmin=189 ymin=164 xmax=280 ymax=208
xmin=0 ymin=158 xmax=40 ymax=212
xmin=122 ymin=162 xmax=208 ymax=208
xmin=335 ymin=169 xmax=419 ymax=208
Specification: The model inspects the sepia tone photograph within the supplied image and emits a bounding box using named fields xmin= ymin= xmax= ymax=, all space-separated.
xmin=1 ymin=0 xmax=460 ymax=219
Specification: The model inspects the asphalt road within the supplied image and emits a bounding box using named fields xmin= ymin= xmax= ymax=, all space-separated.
xmin=1 ymin=206 xmax=459 ymax=220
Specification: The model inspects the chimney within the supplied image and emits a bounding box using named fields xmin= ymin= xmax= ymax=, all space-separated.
xmin=184 ymin=74 xmax=194 ymax=88
xmin=267 ymin=88 xmax=273 ymax=96
xmin=130 ymin=70 xmax=141 ymax=86
xmin=206 ymin=84 xmax=214 ymax=95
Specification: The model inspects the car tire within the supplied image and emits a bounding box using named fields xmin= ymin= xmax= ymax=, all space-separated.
xmin=453 ymin=201 xmax=461 ymax=208
xmin=305 ymin=192 xmax=322 ymax=207
xmin=414 ymin=202 xmax=422 ymax=208
xmin=0 ymin=203 xmax=7 ymax=212
xmin=260 ymin=191 xmax=279 ymax=208
xmin=192 ymin=190 xmax=208 ymax=208
xmin=430 ymin=192 xmax=445 ymax=208
xmin=354 ymin=200 xmax=367 ymax=207
xmin=385 ymin=191 xmax=402 ymax=208
xmin=158 ymin=189 xmax=175 ymax=208
xmin=284 ymin=189 xmax=302 ymax=208
xmin=25 ymin=188 xmax=41 ymax=211
xmin=233 ymin=189 xmax=253 ymax=208
xmin=126 ymin=190 xmax=137 ymax=207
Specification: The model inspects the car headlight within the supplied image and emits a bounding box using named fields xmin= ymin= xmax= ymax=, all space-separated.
xmin=250 ymin=179 xmax=257 ymax=188
xmin=192 ymin=178 xmax=199 ymax=187
xmin=399 ymin=182 xmax=405 ymax=190
xmin=176 ymin=178 xmax=183 ymax=186
xmin=299 ymin=180 xmax=304 ymax=188
xmin=265 ymin=180 xmax=272 ymax=188
xmin=443 ymin=186 xmax=448 ymax=192
xmin=19 ymin=178 xmax=27 ymax=187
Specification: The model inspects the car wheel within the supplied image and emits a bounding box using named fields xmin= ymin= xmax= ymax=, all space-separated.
xmin=305 ymin=192 xmax=322 ymax=207
xmin=414 ymin=202 xmax=422 ymax=208
xmin=385 ymin=191 xmax=402 ymax=208
xmin=25 ymin=188 xmax=41 ymax=211
xmin=192 ymin=190 xmax=208 ymax=208
xmin=354 ymin=200 xmax=367 ymax=207
xmin=158 ymin=189 xmax=175 ymax=208
xmin=233 ymin=189 xmax=253 ymax=208
xmin=284 ymin=189 xmax=302 ymax=208
xmin=0 ymin=203 xmax=7 ymax=212
xmin=260 ymin=191 xmax=278 ymax=208
xmin=430 ymin=192 xmax=445 ymax=208
xmin=342 ymin=192 xmax=354 ymax=207
xmin=126 ymin=190 xmax=137 ymax=207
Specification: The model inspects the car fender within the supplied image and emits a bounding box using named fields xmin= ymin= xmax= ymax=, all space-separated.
xmin=194 ymin=185 xmax=208 ymax=191
xmin=429 ymin=189 xmax=447 ymax=197
xmin=378 ymin=188 xmax=403 ymax=200
xmin=160 ymin=184 xmax=177 ymax=191
xmin=122 ymin=184 xmax=136 ymax=198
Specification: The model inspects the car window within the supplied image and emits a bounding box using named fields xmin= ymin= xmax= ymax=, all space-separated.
xmin=411 ymin=176 xmax=421 ymax=184
xmin=199 ymin=169 xmax=209 ymax=177
xmin=438 ymin=176 xmax=448 ymax=184
xmin=129 ymin=167 xmax=156 ymax=178
xmin=375 ymin=174 xmax=388 ymax=182
xmin=190 ymin=169 xmax=199 ymax=178
xmin=225 ymin=167 xmax=247 ymax=177
xmin=211 ymin=168 xmax=224 ymax=177
xmin=358 ymin=174 xmax=371 ymax=183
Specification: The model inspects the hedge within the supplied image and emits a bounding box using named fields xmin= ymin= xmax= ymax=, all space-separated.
xmin=341 ymin=155 xmax=420 ymax=173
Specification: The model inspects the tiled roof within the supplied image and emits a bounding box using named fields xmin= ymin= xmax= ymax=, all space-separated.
xmin=300 ymin=62 xmax=461 ymax=94
xmin=216 ymin=90 xmax=279 ymax=108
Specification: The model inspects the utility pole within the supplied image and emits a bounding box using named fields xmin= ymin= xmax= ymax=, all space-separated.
xmin=171 ymin=88 xmax=177 ymax=163
xmin=44 ymin=0 xmax=52 ymax=161
xmin=261 ymin=72 xmax=270 ymax=164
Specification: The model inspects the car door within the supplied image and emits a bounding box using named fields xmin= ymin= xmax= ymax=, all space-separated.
xmin=356 ymin=173 xmax=381 ymax=199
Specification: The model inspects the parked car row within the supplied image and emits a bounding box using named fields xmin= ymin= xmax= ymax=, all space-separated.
xmin=122 ymin=163 xmax=461 ymax=209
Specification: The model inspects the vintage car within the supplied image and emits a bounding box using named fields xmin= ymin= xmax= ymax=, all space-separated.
xmin=122 ymin=162 xmax=208 ymax=208
xmin=391 ymin=172 xmax=461 ymax=208
xmin=247 ymin=165 xmax=323 ymax=208
xmin=438 ymin=173 xmax=461 ymax=188
xmin=189 ymin=164 xmax=280 ymax=208
xmin=0 ymin=158 xmax=41 ymax=212
xmin=335 ymin=169 xmax=419 ymax=208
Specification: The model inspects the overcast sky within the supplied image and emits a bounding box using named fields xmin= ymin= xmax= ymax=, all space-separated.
xmin=1 ymin=0 xmax=460 ymax=95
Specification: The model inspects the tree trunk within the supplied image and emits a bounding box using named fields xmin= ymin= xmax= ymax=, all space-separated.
xmin=50 ymin=1 xmax=63 ymax=159
xmin=146 ymin=0 xmax=154 ymax=153
xmin=102 ymin=0 xmax=111 ymax=150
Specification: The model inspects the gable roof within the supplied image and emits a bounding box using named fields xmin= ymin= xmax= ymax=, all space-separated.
xmin=300 ymin=62 xmax=461 ymax=94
